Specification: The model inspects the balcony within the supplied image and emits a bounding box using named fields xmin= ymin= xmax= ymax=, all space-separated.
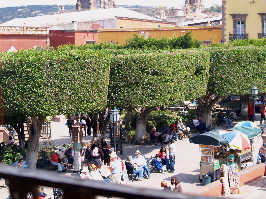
xmin=0 ymin=165 xmax=218 ymax=199
xmin=229 ymin=34 xmax=248 ymax=41
xmin=258 ymin=33 xmax=266 ymax=38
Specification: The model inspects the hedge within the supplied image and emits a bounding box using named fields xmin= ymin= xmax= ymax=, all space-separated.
xmin=108 ymin=50 xmax=210 ymax=109
xmin=0 ymin=48 xmax=111 ymax=116
xmin=208 ymin=46 xmax=266 ymax=96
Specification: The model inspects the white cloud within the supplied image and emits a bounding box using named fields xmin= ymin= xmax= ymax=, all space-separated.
xmin=0 ymin=0 xmax=76 ymax=8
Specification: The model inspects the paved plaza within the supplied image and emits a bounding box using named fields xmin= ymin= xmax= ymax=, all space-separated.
xmin=0 ymin=118 xmax=265 ymax=198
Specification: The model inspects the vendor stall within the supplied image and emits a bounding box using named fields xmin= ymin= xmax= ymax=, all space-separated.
xmin=190 ymin=130 xmax=229 ymax=182
xmin=233 ymin=121 xmax=263 ymax=165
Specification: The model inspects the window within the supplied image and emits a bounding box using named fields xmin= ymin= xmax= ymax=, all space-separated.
xmin=258 ymin=13 xmax=266 ymax=38
xmin=230 ymin=14 xmax=248 ymax=40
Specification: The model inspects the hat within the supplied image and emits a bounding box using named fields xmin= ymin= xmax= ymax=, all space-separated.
xmin=110 ymin=152 xmax=117 ymax=159
xmin=135 ymin=150 xmax=141 ymax=155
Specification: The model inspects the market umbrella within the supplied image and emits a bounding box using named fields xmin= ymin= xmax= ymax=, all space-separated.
xmin=189 ymin=130 xmax=228 ymax=146
xmin=219 ymin=130 xmax=251 ymax=151
xmin=233 ymin=121 xmax=261 ymax=139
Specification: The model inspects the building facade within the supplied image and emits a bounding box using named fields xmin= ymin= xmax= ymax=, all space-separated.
xmin=0 ymin=26 xmax=49 ymax=52
xmin=76 ymin=0 xmax=114 ymax=10
xmin=184 ymin=0 xmax=204 ymax=16
xmin=223 ymin=0 xmax=266 ymax=42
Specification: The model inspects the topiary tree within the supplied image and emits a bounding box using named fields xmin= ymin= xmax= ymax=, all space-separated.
xmin=0 ymin=48 xmax=111 ymax=168
xmin=108 ymin=50 xmax=210 ymax=143
xmin=198 ymin=46 xmax=266 ymax=127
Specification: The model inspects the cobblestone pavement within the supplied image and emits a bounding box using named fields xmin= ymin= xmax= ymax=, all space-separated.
xmin=0 ymin=117 xmax=265 ymax=199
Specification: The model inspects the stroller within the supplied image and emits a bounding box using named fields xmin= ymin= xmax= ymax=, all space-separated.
xmin=147 ymin=155 xmax=163 ymax=173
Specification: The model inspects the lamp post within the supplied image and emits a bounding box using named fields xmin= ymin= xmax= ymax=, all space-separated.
xmin=251 ymin=85 xmax=258 ymax=122
xmin=110 ymin=108 xmax=120 ymax=154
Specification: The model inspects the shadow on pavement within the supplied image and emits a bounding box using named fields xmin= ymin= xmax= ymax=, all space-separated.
xmin=164 ymin=173 xmax=201 ymax=184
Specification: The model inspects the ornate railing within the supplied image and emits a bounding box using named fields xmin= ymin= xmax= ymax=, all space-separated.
xmin=229 ymin=34 xmax=248 ymax=40
xmin=258 ymin=33 xmax=266 ymax=38
xmin=0 ymin=165 xmax=218 ymax=199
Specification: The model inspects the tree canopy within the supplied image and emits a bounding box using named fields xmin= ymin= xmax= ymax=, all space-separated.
xmin=0 ymin=48 xmax=111 ymax=116
xmin=108 ymin=50 xmax=210 ymax=109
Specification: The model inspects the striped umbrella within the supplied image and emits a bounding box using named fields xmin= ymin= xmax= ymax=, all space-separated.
xmin=219 ymin=130 xmax=251 ymax=151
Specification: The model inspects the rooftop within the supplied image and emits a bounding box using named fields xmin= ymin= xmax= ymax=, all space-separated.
xmin=1 ymin=7 xmax=160 ymax=27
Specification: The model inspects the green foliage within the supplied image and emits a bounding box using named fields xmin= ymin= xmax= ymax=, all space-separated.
xmin=0 ymin=48 xmax=111 ymax=116
xmin=208 ymin=46 xmax=266 ymax=96
xmin=0 ymin=144 xmax=23 ymax=165
xmin=209 ymin=38 xmax=266 ymax=48
xmin=108 ymin=50 xmax=210 ymax=109
xmin=124 ymin=33 xmax=200 ymax=50
xmin=147 ymin=110 xmax=178 ymax=132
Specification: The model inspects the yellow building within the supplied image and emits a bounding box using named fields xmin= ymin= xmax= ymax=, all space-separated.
xmin=98 ymin=26 xmax=222 ymax=45
xmin=223 ymin=0 xmax=266 ymax=42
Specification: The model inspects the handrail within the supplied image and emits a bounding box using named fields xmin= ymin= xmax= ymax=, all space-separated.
xmin=0 ymin=165 xmax=218 ymax=199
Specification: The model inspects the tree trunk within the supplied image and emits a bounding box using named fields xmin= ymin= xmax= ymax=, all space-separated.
xmin=26 ymin=116 xmax=44 ymax=169
xmin=240 ymin=94 xmax=249 ymax=119
xmin=135 ymin=116 xmax=147 ymax=144
xmin=201 ymin=109 xmax=212 ymax=129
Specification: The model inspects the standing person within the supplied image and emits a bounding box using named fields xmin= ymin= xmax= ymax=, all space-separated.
xmin=260 ymin=102 xmax=265 ymax=125
xmin=66 ymin=115 xmax=74 ymax=137
xmin=109 ymin=152 xmax=123 ymax=184
xmin=101 ymin=137 xmax=111 ymax=165
xmin=134 ymin=150 xmax=150 ymax=178
xmin=85 ymin=115 xmax=92 ymax=136
xmin=168 ymin=140 xmax=176 ymax=172
xmin=72 ymin=116 xmax=83 ymax=173
xmin=248 ymin=101 xmax=255 ymax=122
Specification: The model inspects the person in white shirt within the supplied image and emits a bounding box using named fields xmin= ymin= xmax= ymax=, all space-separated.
xmin=168 ymin=140 xmax=176 ymax=172
xmin=134 ymin=150 xmax=150 ymax=178
xmin=109 ymin=152 xmax=122 ymax=184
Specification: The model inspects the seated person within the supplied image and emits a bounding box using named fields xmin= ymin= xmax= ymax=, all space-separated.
xmin=64 ymin=147 xmax=74 ymax=165
xmin=134 ymin=150 xmax=150 ymax=178
xmin=152 ymin=155 xmax=163 ymax=172
xmin=12 ymin=155 xmax=28 ymax=168
xmin=158 ymin=147 xmax=170 ymax=171
xmin=50 ymin=151 xmax=64 ymax=172
xmin=125 ymin=156 xmax=144 ymax=180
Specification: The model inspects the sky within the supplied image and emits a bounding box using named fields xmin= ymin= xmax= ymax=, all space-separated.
xmin=0 ymin=0 xmax=221 ymax=8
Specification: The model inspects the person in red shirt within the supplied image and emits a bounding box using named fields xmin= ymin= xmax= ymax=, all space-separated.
xmin=158 ymin=147 xmax=170 ymax=171
xmin=50 ymin=151 xmax=64 ymax=172
xmin=248 ymin=101 xmax=254 ymax=122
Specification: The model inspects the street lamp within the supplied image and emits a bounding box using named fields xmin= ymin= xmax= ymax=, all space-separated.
xmin=110 ymin=108 xmax=121 ymax=154
xmin=250 ymin=86 xmax=259 ymax=122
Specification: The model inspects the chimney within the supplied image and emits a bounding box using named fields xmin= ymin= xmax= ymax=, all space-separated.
xmin=72 ymin=21 xmax=78 ymax=31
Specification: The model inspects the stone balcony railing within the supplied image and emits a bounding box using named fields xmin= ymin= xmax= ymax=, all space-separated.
xmin=0 ymin=165 xmax=218 ymax=199
xmin=0 ymin=26 xmax=48 ymax=35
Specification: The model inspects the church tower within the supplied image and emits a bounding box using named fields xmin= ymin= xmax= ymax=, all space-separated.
xmin=184 ymin=0 xmax=203 ymax=16
xmin=76 ymin=0 xmax=115 ymax=10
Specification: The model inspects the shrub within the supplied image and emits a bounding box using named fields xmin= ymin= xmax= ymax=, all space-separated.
xmin=124 ymin=33 xmax=200 ymax=50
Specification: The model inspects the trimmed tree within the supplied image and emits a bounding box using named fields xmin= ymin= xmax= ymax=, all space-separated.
xmin=0 ymin=48 xmax=111 ymax=168
xmin=198 ymin=46 xmax=266 ymax=127
xmin=108 ymin=50 xmax=210 ymax=143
